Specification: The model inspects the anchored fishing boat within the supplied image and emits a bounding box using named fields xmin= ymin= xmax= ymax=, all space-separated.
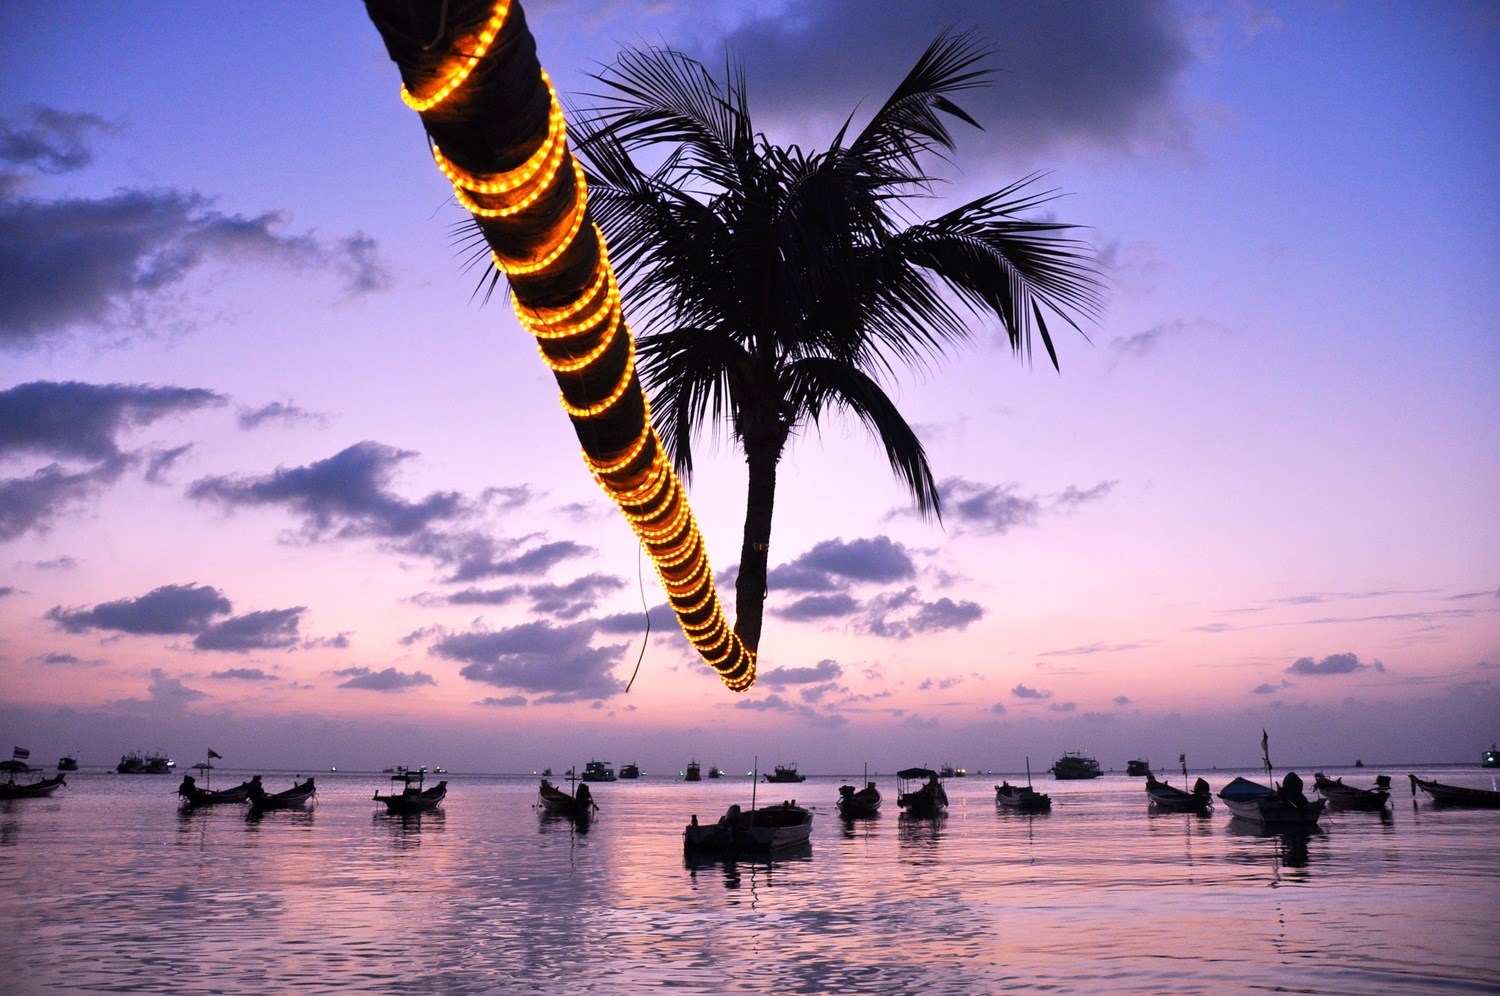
xmin=1409 ymin=774 xmax=1500 ymax=808
xmin=896 ymin=767 xmax=948 ymax=817
xmin=1050 ymin=752 xmax=1101 ymax=780
xmin=247 ymin=776 xmax=316 ymax=811
xmin=375 ymin=769 xmax=448 ymax=814
xmin=1313 ymin=772 xmax=1390 ymax=810
xmin=1146 ymin=755 xmax=1212 ymax=813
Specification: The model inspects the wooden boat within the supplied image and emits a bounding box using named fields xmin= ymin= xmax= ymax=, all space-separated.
xmin=374 ymin=770 xmax=447 ymax=813
xmin=1313 ymin=772 xmax=1390 ymax=810
xmin=1126 ymin=759 xmax=1151 ymax=777
xmin=995 ymin=781 xmax=1052 ymax=812
xmin=1217 ymin=774 xmax=1324 ymax=827
xmin=765 ymin=763 xmax=805 ymax=783
xmin=177 ymin=774 xmax=255 ymax=806
xmin=683 ymin=760 xmax=701 ymax=781
xmin=537 ymin=778 xmax=596 ymax=820
xmin=1409 ymin=774 xmax=1500 ymax=808
xmin=618 ymin=763 xmax=640 ymax=779
xmin=57 ymin=756 xmax=79 ymax=772
xmin=1051 ymin=751 xmax=1101 ymax=780
xmin=1146 ymin=773 xmax=1212 ymax=813
xmin=683 ymin=801 xmax=812 ymax=854
xmin=896 ymin=767 xmax=948 ymax=817
xmin=581 ymin=760 xmax=616 ymax=782
xmin=0 ymin=773 xmax=66 ymax=799
xmin=837 ymin=781 xmax=882 ymax=817
xmin=247 ymin=776 xmax=316 ymax=810
xmin=707 ymin=766 xmax=725 ymax=779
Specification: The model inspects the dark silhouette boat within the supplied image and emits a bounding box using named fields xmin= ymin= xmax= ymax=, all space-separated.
xmin=581 ymin=760 xmax=616 ymax=782
xmin=618 ymin=763 xmax=640 ymax=779
xmin=177 ymin=774 xmax=256 ymax=806
xmin=1051 ymin=752 xmax=1101 ymax=780
xmin=1409 ymin=774 xmax=1500 ymax=808
xmin=57 ymin=756 xmax=78 ymax=772
xmin=375 ymin=769 xmax=447 ymax=814
xmin=684 ymin=801 xmax=812 ymax=854
xmin=538 ymin=778 xmax=596 ymax=822
xmin=0 ymin=773 xmax=66 ymax=799
xmin=247 ymin=777 xmax=316 ymax=811
xmin=996 ymin=757 xmax=1051 ymax=812
xmin=1146 ymin=773 xmax=1212 ymax=813
xmin=683 ymin=760 xmax=701 ymax=782
xmin=1126 ymin=759 xmax=1151 ymax=777
xmin=1313 ymin=772 xmax=1390 ymax=810
xmin=764 ymin=763 xmax=804 ymax=783
xmin=837 ymin=781 xmax=882 ymax=817
xmin=1218 ymin=774 xmax=1323 ymax=827
xmin=896 ymin=768 xmax=948 ymax=817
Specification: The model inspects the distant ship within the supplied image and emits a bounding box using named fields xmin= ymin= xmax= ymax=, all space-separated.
xmin=581 ymin=760 xmax=616 ymax=782
xmin=117 ymin=751 xmax=173 ymax=774
xmin=619 ymin=763 xmax=640 ymax=779
xmin=1484 ymin=744 xmax=1499 ymax=768
xmin=683 ymin=760 xmax=701 ymax=782
xmin=1051 ymin=752 xmax=1101 ymax=780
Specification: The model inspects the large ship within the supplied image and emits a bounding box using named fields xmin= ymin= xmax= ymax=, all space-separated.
xmin=1050 ymin=751 xmax=1101 ymax=780
xmin=581 ymin=760 xmax=616 ymax=782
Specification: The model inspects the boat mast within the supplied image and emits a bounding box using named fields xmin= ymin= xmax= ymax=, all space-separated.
xmin=1261 ymin=729 xmax=1274 ymax=786
xmin=1025 ymin=756 xmax=1033 ymax=789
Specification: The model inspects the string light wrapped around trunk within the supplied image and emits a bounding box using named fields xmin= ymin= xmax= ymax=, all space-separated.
xmin=366 ymin=0 xmax=756 ymax=692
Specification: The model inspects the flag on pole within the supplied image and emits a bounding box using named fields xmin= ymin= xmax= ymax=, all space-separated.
xmin=12 ymin=747 xmax=28 ymax=760
xmin=207 ymin=749 xmax=223 ymax=760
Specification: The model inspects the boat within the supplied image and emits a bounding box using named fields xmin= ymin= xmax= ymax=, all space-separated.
xmin=537 ymin=778 xmax=596 ymax=820
xmin=683 ymin=801 xmax=812 ymax=854
xmin=896 ymin=767 xmax=948 ymax=817
xmin=374 ymin=769 xmax=448 ymax=813
xmin=708 ymin=766 xmax=725 ymax=779
xmin=764 ymin=763 xmax=805 ymax=783
xmin=117 ymin=751 xmax=173 ymax=774
xmin=1218 ymin=775 xmax=1323 ymax=827
xmin=837 ymin=781 xmax=882 ymax=817
xmin=1409 ymin=774 xmax=1500 ymax=808
xmin=177 ymin=773 xmax=256 ymax=806
xmin=247 ymin=776 xmax=316 ymax=810
xmin=581 ymin=760 xmax=616 ymax=782
xmin=1051 ymin=751 xmax=1101 ymax=780
xmin=1313 ymin=772 xmax=1390 ymax=810
xmin=0 ymin=773 xmax=66 ymax=799
xmin=1484 ymin=744 xmax=1499 ymax=769
xmin=1146 ymin=773 xmax=1212 ymax=813
xmin=57 ymin=756 xmax=78 ymax=772
xmin=996 ymin=757 xmax=1051 ymax=812
xmin=1126 ymin=759 xmax=1151 ymax=777
xmin=619 ymin=763 xmax=640 ymax=779
xmin=683 ymin=760 xmax=701 ymax=782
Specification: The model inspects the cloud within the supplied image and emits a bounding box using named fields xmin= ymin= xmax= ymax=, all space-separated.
xmin=1048 ymin=702 xmax=1078 ymax=713
xmin=859 ymin=587 xmax=983 ymax=639
xmin=111 ymin=667 xmax=208 ymax=711
xmin=773 ymin=592 xmax=861 ymax=621
xmin=758 ymin=659 xmax=843 ymax=687
xmin=1054 ymin=481 xmax=1118 ymax=510
xmin=1040 ymin=641 xmax=1148 ymax=657
xmin=189 ymin=441 xmax=467 ymax=541
xmin=333 ymin=666 xmax=437 ymax=692
xmin=193 ymin=607 xmax=305 ymax=653
xmin=770 ymin=536 xmax=916 ymax=591
xmin=428 ymin=535 xmax=593 ymax=584
xmin=0 ymin=106 xmax=114 ymax=179
xmin=1108 ymin=318 xmax=1216 ymax=362
xmin=1285 ymin=652 xmax=1379 ymax=677
xmin=1012 ymin=683 xmax=1053 ymax=700
xmin=0 ymin=586 xmax=15 ymax=599
xmin=443 ymin=585 xmax=526 ymax=606
xmin=695 ymin=0 xmax=1195 ymax=161
xmin=0 ymin=459 xmax=129 ymax=540
xmin=431 ymin=620 xmax=627 ymax=703
xmin=732 ymin=692 xmax=846 ymax=728
xmin=479 ymin=695 xmax=527 ymax=707
xmin=990 ymin=702 xmax=1008 ymax=715
xmin=594 ymin=602 xmax=679 ymax=635
xmin=1 ymin=381 xmax=225 ymax=463
xmin=1113 ymin=695 xmax=1132 ymax=705
xmin=0 ymin=178 xmax=391 ymax=348
xmin=938 ymin=478 xmax=1041 ymax=534
xmin=209 ymin=667 xmax=278 ymax=682
xmin=36 ymin=652 xmax=80 ymax=665
xmin=1251 ymin=682 xmax=1282 ymax=695
xmin=525 ymin=573 xmax=626 ymax=619
xmin=47 ymin=582 xmax=232 ymax=635
xmin=237 ymin=401 xmax=327 ymax=431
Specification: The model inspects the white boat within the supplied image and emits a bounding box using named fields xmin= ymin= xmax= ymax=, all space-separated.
xmin=1217 ymin=775 xmax=1323 ymax=827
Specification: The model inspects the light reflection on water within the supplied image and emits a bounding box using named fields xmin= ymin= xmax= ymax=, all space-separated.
xmin=1 ymin=768 xmax=1496 ymax=992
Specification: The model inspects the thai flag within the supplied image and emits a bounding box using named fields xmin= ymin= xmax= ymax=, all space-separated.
xmin=207 ymin=749 xmax=223 ymax=760
xmin=12 ymin=747 xmax=28 ymax=760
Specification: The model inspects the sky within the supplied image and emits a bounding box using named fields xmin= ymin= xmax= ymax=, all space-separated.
xmin=1 ymin=0 xmax=1496 ymax=775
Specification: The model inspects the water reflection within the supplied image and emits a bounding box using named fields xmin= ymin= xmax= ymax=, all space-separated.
xmin=685 ymin=841 xmax=812 ymax=897
xmin=839 ymin=812 xmax=882 ymax=841
xmin=897 ymin=811 xmax=946 ymax=860
xmin=374 ymin=809 xmax=444 ymax=846
xmin=1225 ymin=817 xmax=1324 ymax=880
xmin=537 ymin=809 xmax=593 ymax=836
xmin=244 ymin=807 xmax=315 ymax=830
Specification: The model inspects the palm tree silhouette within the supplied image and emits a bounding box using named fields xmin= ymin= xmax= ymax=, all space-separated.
xmin=572 ymin=35 xmax=1104 ymax=652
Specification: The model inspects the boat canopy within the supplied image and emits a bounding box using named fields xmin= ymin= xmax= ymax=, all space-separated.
xmin=897 ymin=767 xmax=937 ymax=780
xmin=1217 ymin=776 xmax=1276 ymax=801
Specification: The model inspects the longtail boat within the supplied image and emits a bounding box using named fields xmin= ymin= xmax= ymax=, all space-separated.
xmin=1409 ymin=774 xmax=1500 ymax=808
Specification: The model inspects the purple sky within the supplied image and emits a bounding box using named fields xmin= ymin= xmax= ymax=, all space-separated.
xmin=1 ymin=1 xmax=1495 ymax=773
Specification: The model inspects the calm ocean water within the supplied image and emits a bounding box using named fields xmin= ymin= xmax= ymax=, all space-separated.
xmin=2 ymin=765 xmax=1496 ymax=994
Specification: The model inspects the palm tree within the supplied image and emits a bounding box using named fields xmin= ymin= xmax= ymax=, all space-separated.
xmin=573 ymin=35 xmax=1104 ymax=653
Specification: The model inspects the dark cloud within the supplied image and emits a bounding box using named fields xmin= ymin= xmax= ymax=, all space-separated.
xmin=1048 ymin=702 xmax=1078 ymax=713
xmin=193 ymin=608 xmax=305 ymax=653
xmin=1251 ymin=682 xmax=1281 ymax=695
xmin=1108 ymin=318 xmax=1214 ymax=362
xmin=1054 ymin=481 xmax=1118 ymax=510
xmin=237 ymin=401 xmax=327 ymax=431
xmin=37 ymin=652 xmax=79 ymax=665
xmin=431 ymin=535 xmax=593 ymax=584
xmin=1112 ymin=695 xmax=1132 ymax=706
xmin=47 ymin=582 xmax=232 ymax=635
xmin=990 ymin=702 xmax=1008 ymax=715
xmin=525 ymin=573 xmax=626 ymax=619
xmin=0 ymin=458 xmax=128 ymax=540
xmin=1012 ymin=683 xmax=1052 ymax=700
xmin=732 ymin=693 xmax=847 ymax=727
xmin=0 ymin=381 xmax=224 ymax=463
xmin=334 ymin=666 xmax=437 ymax=692
xmin=444 ymin=585 xmax=525 ymax=606
xmin=431 ymin=620 xmax=627 ymax=703
xmin=0 ymin=180 xmax=391 ymax=348
xmin=771 ymin=536 xmax=917 ymax=595
xmin=593 ymin=602 xmax=679 ymax=635
xmin=939 ymin=478 xmax=1040 ymax=534
xmin=110 ymin=667 xmax=208 ymax=711
xmin=189 ymin=441 xmax=467 ymax=541
xmin=1286 ymin=652 xmax=1380 ymax=677
xmin=0 ymin=106 xmax=114 ymax=178
xmin=758 ymin=659 xmax=843 ymax=687
xmin=1040 ymin=641 xmax=1148 ymax=657
xmin=210 ymin=667 xmax=278 ymax=682
xmin=0 ymin=586 xmax=14 ymax=598
xmin=697 ymin=0 xmax=1194 ymax=163
xmin=479 ymin=694 xmax=528 ymax=707
xmin=773 ymin=592 xmax=860 ymax=622
xmin=859 ymin=587 xmax=984 ymax=639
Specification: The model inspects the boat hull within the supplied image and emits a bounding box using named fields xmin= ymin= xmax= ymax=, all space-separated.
xmin=684 ymin=803 xmax=812 ymax=854
xmin=0 ymin=774 xmax=66 ymax=799
xmin=1410 ymin=774 xmax=1500 ymax=808
xmin=376 ymin=782 xmax=447 ymax=814
xmin=248 ymin=778 xmax=316 ymax=810
xmin=836 ymin=785 xmax=881 ymax=817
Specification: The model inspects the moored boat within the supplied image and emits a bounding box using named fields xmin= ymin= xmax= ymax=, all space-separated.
xmin=581 ymin=760 xmax=616 ymax=782
xmin=1126 ymin=759 xmax=1151 ymax=777
xmin=375 ymin=769 xmax=447 ymax=814
xmin=619 ymin=763 xmax=640 ymax=779
xmin=0 ymin=773 xmax=66 ymax=799
xmin=117 ymin=751 xmax=174 ymax=774
xmin=995 ymin=781 xmax=1051 ymax=812
xmin=1051 ymin=751 xmax=1101 ymax=780
xmin=1218 ymin=774 xmax=1323 ymax=827
xmin=538 ymin=778 xmax=596 ymax=821
xmin=247 ymin=777 xmax=316 ymax=810
xmin=707 ymin=765 xmax=725 ymax=779
xmin=683 ymin=801 xmax=812 ymax=854
xmin=765 ymin=762 xmax=805 ymax=783
xmin=1313 ymin=772 xmax=1390 ymax=810
xmin=1409 ymin=774 xmax=1500 ymax=808
xmin=837 ymin=781 xmax=882 ymax=817
xmin=178 ymin=774 xmax=255 ymax=806
xmin=1146 ymin=773 xmax=1212 ymax=813
xmin=57 ymin=755 xmax=79 ymax=772
xmin=683 ymin=760 xmax=701 ymax=781
xmin=896 ymin=767 xmax=948 ymax=817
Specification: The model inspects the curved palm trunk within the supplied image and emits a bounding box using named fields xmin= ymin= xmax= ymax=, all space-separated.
xmin=363 ymin=0 xmax=755 ymax=691
xmin=734 ymin=440 xmax=779 ymax=652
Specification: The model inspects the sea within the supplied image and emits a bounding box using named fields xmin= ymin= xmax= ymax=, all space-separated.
xmin=2 ymin=765 xmax=1496 ymax=994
